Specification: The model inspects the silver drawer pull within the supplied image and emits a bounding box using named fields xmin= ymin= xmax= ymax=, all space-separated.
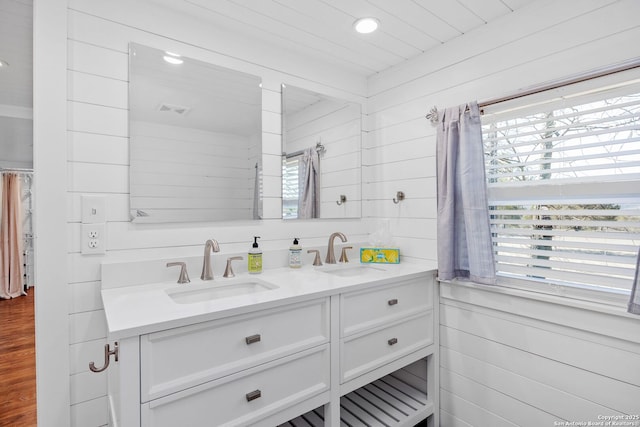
xmin=246 ymin=389 xmax=262 ymax=402
xmin=388 ymin=298 xmax=398 ymax=306
xmin=245 ymin=334 xmax=261 ymax=345
xmin=388 ymin=337 xmax=398 ymax=346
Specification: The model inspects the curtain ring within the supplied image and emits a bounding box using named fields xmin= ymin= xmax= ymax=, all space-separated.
xmin=393 ymin=191 xmax=405 ymax=204
xmin=336 ymin=195 xmax=347 ymax=205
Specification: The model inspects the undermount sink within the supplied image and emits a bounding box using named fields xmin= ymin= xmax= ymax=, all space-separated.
xmin=166 ymin=280 xmax=278 ymax=304
xmin=320 ymin=264 xmax=386 ymax=277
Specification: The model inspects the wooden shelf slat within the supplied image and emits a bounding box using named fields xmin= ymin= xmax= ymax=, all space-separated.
xmin=280 ymin=368 xmax=432 ymax=427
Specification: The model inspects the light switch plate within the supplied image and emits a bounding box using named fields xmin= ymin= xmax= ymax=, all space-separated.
xmin=81 ymin=195 xmax=106 ymax=224
xmin=81 ymin=223 xmax=106 ymax=255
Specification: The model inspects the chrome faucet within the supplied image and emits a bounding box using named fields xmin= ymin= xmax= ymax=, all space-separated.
xmin=201 ymin=239 xmax=220 ymax=280
xmin=325 ymin=232 xmax=347 ymax=264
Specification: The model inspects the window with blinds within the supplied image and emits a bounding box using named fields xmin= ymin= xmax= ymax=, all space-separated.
xmin=282 ymin=155 xmax=301 ymax=219
xmin=482 ymin=73 xmax=640 ymax=293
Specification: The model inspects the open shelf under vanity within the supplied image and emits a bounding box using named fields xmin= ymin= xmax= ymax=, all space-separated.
xmin=279 ymin=358 xmax=433 ymax=427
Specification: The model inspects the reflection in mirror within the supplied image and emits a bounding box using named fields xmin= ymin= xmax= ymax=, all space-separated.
xmin=129 ymin=43 xmax=262 ymax=223
xmin=281 ymin=85 xmax=361 ymax=219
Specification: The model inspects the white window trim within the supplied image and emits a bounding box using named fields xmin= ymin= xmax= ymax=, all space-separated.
xmin=481 ymin=67 xmax=640 ymax=305
xmin=440 ymin=276 xmax=635 ymax=319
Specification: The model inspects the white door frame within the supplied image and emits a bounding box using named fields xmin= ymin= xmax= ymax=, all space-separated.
xmin=33 ymin=0 xmax=71 ymax=425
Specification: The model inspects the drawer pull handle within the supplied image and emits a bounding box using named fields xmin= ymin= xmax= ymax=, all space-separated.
xmin=246 ymin=389 xmax=262 ymax=402
xmin=388 ymin=299 xmax=398 ymax=306
xmin=388 ymin=338 xmax=398 ymax=346
xmin=245 ymin=334 xmax=261 ymax=345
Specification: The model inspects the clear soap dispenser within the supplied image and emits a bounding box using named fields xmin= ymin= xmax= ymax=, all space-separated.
xmin=289 ymin=238 xmax=302 ymax=268
xmin=248 ymin=236 xmax=262 ymax=274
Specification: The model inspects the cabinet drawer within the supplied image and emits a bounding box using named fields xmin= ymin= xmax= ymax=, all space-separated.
xmin=341 ymin=276 xmax=432 ymax=337
xmin=141 ymin=345 xmax=330 ymax=427
xmin=341 ymin=312 xmax=433 ymax=384
xmin=141 ymin=298 xmax=329 ymax=402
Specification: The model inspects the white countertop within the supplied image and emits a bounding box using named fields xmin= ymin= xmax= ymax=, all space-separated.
xmin=102 ymin=262 xmax=437 ymax=340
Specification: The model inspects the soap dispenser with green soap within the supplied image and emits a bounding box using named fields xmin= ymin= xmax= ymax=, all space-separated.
xmin=248 ymin=236 xmax=262 ymax=274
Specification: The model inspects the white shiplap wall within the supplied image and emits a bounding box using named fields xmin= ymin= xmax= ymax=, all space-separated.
xmin=129 ymin=121 xmax=256 ymax=222
xmin=367 ymin=0 xmax=640 ymax=425
xmin=64 ymin=1 xmax=368 ymax=425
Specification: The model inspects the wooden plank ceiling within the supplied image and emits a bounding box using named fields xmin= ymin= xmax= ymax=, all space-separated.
xmin=157 ymin=0 xmax=533 ymax=77
xmin=0 ymin=0 xmax=534 ymax=115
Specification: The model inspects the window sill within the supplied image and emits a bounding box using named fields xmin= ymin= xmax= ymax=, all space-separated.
xmin=439 ymin=275 xmax=637 ymax=320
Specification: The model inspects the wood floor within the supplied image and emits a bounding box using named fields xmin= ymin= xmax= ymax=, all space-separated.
xmin=0 ymin=290 xmax=37 ymax=426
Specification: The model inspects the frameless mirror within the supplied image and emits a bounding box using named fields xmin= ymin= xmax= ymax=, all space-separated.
xmin=281 ymin=85 xmax=361 ymax=219
xmin=129 ymin=43 xmax=262 ymax=223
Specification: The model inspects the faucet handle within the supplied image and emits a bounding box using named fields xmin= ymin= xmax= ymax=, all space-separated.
xmin=167 ymin=262 xmax=190 ymax=284
xmin=223 ymin=256 xmax=244 ymax=278
xmin=307 ymin=249 xmax=323 ymax=266
xmin=339 ymin=246 xmax=353 ymax=263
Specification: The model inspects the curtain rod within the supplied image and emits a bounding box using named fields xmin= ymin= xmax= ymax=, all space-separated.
xmin=1 ymin=167 xmax=33 ymax=173
xmin=285 ymin=141 xmax=326 ymax=159
xmin=478 ymin=58 xmax=640 ymax=109
xmin=426 ymin=58 xmax=640 ymax=125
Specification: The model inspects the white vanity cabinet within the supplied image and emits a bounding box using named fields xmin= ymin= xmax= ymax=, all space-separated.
xmin=279 ymin=271 xmax=438 ymax=427
xmin=104 ymin=266 xmax=438 ymax=427
xmin=111 ymin=298 xmax=332 ymax=427
xmin=340 ymin=277 xmax=434 ymax=386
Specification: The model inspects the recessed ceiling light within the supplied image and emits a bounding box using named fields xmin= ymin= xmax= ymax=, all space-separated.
xmin=353 ymin=17 xmax=379 ymax=34
xmin=0 ymin=58 xmax=9 ymax=68
xmin=163 ymin=51 xmax=183 ymax=65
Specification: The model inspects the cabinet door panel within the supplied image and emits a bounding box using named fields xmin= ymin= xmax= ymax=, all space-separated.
xmin=141 ymin=345 xmax=330 ymax=427
xmin=141 ymin=298 xmax=329 ymax=401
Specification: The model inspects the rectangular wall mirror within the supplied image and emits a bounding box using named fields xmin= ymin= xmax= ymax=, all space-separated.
xmin=281 ymin=84 xmax=362 ymax=219
xmin=129 ymin=43 xmax=262 ymax=223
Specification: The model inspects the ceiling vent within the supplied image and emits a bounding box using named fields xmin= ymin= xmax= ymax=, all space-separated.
xmin=157 ymin=103 xmax=191 ymax=116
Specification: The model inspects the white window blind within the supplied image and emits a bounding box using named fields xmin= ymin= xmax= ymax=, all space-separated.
xmin=482 ymin=72 xmax=640 ymax=293
xmin=282 ymin=155 xmax=301 ymax=219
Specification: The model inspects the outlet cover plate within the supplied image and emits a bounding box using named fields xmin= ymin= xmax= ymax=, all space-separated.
xmin=81 ymin=223 xmax=106 ymax=255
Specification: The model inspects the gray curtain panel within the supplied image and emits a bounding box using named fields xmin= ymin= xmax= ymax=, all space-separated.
xmin=436 ymin=101 xmax=496 ymax=285
xmin=629 ymin=248 xmax=640 ymax=314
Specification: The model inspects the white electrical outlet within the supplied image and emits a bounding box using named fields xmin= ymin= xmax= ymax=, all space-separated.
xmin=81 ymin=223 xmax=106 ymax=255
